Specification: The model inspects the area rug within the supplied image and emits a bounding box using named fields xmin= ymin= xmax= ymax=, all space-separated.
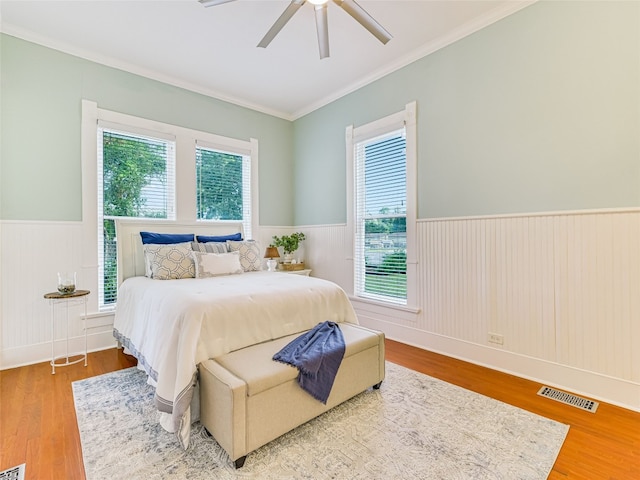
xmin=72 ymin=362 xmax=568 ymax=480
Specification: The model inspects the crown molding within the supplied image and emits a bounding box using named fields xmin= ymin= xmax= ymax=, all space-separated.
xmin=290 ymin=0 xmax=537 ymax=120
xmin=1 ymin=0 xmax=536 ymax=122
xmin=0 ymin=24 xmax=294 ymax=121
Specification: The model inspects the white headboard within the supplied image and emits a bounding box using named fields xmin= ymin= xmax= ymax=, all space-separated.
xmin=115 ymin=219 xmax=245 ymax=285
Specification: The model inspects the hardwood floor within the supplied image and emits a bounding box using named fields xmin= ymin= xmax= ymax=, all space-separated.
xmin=0 ymin=349 xmax=137 ymax=480
xmin=1 ymin=341 xmax=638 ymax=479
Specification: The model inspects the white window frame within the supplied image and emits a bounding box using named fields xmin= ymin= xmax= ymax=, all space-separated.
xmin=97 ymin=122 xmax=177 ymax=308
xmin=346 ymin=101 xmax=418 ymax=310
xmin=195 ymin=139 xmax=255 ymax=240
xmin=81 ymin=100 xmax=259 ymax=312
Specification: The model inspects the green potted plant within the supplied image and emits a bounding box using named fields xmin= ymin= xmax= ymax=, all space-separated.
xmin=272 ymin=232 xmax=306 ymax=263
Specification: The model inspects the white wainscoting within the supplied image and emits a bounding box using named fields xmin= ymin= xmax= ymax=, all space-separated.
xmin=3 ymin=213 xmax=639 ymax=411
xmin=0 ymin=220 xmax=117 ymax=369
xmin=299 ymin=209 xmax=640 ymax=411
xmin=259 ymin=224 xmax=351 ymax=287
xmin=0 ymin=223 xmax=301 ymax=369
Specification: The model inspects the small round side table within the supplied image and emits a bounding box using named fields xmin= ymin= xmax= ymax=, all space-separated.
xmin=43 ymin=289 xmax=90 ymax=374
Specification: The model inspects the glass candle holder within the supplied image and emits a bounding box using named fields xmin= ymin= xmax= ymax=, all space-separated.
xmin=57 ymin=271 xmax=76 ymax=294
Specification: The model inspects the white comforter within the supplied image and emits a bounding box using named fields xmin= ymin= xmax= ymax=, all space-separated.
xmin=113 ymin=272 xmax=358 ymax=448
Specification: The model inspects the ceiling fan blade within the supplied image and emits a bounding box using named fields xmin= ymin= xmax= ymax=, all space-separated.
xmin=314 ymin=4 xmax=330 ymax=59
xmin=199 ymin=0 xmax=236 ymax=7
xmin=332 ymin=0 xmax=392 ymax=45
xmin=258 ymin=0 xmax=306 ymax=49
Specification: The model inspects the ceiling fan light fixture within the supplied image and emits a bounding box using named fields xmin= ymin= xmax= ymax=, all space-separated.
xmin=201 ymin=0 xmax=391 ymax=58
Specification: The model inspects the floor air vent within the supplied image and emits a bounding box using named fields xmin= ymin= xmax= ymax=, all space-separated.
xmin=537 ymin=386 xmax=599 ymax=413
xmin=0 ymin=464 xmax=25 ymax=480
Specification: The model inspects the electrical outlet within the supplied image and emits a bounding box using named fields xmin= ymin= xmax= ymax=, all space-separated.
xmin=488 ymin=333 xmax=504 ymax=345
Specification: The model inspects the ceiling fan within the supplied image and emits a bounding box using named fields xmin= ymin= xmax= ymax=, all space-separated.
xmin=199 ymin=0 xmax=392 ymax=59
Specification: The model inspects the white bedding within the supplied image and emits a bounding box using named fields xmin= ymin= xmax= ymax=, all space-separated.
xmin=113 ymin=271 xmax=358 ymax=448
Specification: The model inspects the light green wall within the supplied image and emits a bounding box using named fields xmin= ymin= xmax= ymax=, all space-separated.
xmin=3 ymin=1 xmax=639 ymax=227
xmin=0 ymin=34 xmax=294 ymax=225
xmin=293 ymin=1 xmax=640 ymax=224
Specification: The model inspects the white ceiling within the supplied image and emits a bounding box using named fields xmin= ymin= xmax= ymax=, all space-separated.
xmin=0 ymin=0 xmax=532 ymax=119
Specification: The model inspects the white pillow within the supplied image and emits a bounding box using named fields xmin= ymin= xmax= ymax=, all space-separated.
xmin=144 ymin=243 xmax=195 ymax=280
xmin=226 ymin=240 xmax=262 ymax=272
xmin=192 ymin=251 xmax=243 ymax=278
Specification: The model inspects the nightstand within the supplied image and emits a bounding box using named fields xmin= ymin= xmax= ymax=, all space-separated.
xmin=43 ymin=289 xmax=90 ymax=374
xmin=280 ymin=268 xmax=312 ymax=276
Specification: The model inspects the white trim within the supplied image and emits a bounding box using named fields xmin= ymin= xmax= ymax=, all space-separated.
xmin=81 ymin=100 xmax=100 ymax=314
xmin=349 ymin=295 xmax=421 ymax=316
xmin=351 ymin=110 xmax=406 ymax=143
xmin=360 ymin=316 xmax=640 ymax=413
xmin=419 ymin=206 xmax=640 ymax=223
xmin=81 ymin=100 xmax=259 ymax=308
xmin=290 ymin=2 xmax=537 ymax=119
xmin=2 ymin=2 xmax=535 ymax=121
xmin=344 ymin=124 xmax=355 ymax=289
xmin=249 ymin=138 xmax=260 ymax=239
xmin=0 ymin=24 xmax=292 ymax=121
xmin=404 ymin=101 xmax=417 ymax=306
xmin=97 ymin=120 xmax=177 ymax=142
xmin=289 ymin=223 xmax=348 ymax=229
xmin=346 ymin=102 xmax=417 ymax=306
xmin=0 ymin=330 xmax=117 ymax=371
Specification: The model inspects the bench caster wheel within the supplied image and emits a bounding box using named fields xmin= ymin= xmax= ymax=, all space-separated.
xmin=234 ymin=456 xmax=247 ymax=469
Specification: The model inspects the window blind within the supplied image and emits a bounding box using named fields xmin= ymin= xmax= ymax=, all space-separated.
xmin=355 ymin=128 xmax=407 ymax=304
xmin=97 ymin=127 xmax=175 ymax=307
xmin=196 ymin=144 xmax=252 ymax=239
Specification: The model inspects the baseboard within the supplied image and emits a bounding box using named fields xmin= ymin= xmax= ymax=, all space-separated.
xmin=0 ymin=330 xmax=117 ymax=370
xmin=359 ymin=315 xmax=640 ymax=413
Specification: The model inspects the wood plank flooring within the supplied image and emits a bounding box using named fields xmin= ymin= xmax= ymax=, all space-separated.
xmin=1 ymin=341 xmax=638 ymax=479
xmin=1 ymin=349 xmax=136 ymax=480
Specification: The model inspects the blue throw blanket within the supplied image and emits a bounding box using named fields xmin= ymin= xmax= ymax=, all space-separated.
xmin=273 ymin=321 xmax=346 ymax=404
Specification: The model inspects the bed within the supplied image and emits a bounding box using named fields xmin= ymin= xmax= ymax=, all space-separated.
xmin=112 ymin=219 xmax=359 ymax=448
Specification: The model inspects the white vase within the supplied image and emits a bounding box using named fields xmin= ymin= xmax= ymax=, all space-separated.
xmin=283 ymin=253 xmax=294 ymax=263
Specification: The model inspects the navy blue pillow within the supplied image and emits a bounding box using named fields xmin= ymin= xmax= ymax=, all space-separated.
xmin=196 ymin=233 xmax=242 ymax=243
xmin=140 ymin=232 xmax=194 ymax=245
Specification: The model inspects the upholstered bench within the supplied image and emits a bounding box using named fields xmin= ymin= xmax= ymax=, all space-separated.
xmin=198 ymin=323 xmax=385 ymax=468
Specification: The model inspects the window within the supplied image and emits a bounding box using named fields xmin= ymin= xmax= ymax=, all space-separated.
xmin=196 ymin=142 xmax=252 ymax=239
xmin=355 ymin=130 xmax=407 ymax=303
xmin=97 ymin=125 xmax=176 ymax=307
xmin=347 ymin=102 xmax=417 ymax=307
xmin=83 ymin=100 xmax=259 ymax=312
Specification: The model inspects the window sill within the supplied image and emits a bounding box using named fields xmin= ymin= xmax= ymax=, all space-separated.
xmin=348 ymin=295 xmax=421 ymax=315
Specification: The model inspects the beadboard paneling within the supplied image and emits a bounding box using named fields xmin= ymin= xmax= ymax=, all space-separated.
xmin=1 ymin=221 xmax=85 ymax=350
xmin=419 ymin=210 xmax=640 ymax=383
xmin=1 ymin=221 xmax=117 ymax=369
xmin=419 ymin=216 xmax=557 ymax=360
xmin=553 ymin=211 xmax=640 ymax=381
xmin=3 ymin=212 xmax=639 ymax=402
xmin=301 ymin=210 xmax=640 ymax=389
xmin=295 ymin=224 xmax=350 ymax=289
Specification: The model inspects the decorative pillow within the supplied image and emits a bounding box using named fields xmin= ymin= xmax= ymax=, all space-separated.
xmin=191 ymin=241 xmax=228 ymax=254
xmin=140 ymin=232 xmax=194 ymax=244
xmin=196 ymin=233 xmax=242 ymax=243
xmin=143 ymin=243 xmax=195 ymax=280
xmin=227 ymin=240 xmax=262 ymax=272
xmin=140 ymin=233 xmax=195 ymax=277
xmin=192 ymin=251 xmax=243 ymax=278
